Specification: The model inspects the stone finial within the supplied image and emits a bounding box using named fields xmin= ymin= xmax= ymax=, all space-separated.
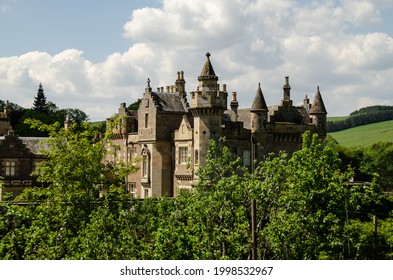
xmin=145 ymin=78 xmax=152 ymax=93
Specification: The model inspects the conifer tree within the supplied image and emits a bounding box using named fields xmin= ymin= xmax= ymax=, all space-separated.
xmin=33 ymin=83 xmax=48 ymax=114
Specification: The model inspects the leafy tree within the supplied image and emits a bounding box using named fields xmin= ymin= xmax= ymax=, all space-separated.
xmin=128 ymin=99 xmax=142 ymax=111
xmin=256 ymin=132 xmax=384 ymax=259
xmin=1 ymin=130 xmax=391 ymax=260
xmin=360 ymin=142 xmax=393 ymax=191
xmin=153 ymin=138 xmax=251 ymax=259
xmin=0 ymin=119 xmax=137 ymax=259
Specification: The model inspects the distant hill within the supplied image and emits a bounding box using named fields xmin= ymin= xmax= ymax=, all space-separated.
xmin=327 ymin=105 xmax=393 ymax=132
xmin=328 ymin=120 xmax=393 ymax=147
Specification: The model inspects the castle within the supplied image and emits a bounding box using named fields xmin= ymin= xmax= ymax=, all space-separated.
xmin=108 ymin=53 xmax=327 ymax=198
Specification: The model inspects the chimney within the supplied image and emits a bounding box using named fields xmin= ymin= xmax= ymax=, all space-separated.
xmin=230 ymin=92 xmax=239 ymax=122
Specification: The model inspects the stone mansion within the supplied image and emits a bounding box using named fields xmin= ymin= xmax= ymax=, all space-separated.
xmin=108 ymin=52 xmax=327 ymax=198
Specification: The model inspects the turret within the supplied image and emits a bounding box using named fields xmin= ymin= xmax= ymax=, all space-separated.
xmin=250 ymin=83 xmax=268 ymax=133
xmin=309 ymin=86 xmax=327 ymax=135
xmin=189 ymin=52 xmax=228 ymax=168
xmin=189 ymin=52 xmax=227 ymax=113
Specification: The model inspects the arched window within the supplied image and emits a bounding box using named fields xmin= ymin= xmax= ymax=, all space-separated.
xmin=141 ymin=145 xmax=150 ymax=178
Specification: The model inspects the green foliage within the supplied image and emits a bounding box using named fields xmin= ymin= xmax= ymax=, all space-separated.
xmin=128 ymin=99 xmax=142 ymax=111
xmin=0 ymin=130 xmax=391 ymax=260
xmin=0 ymin=120 xmax=138 ymax=259
xmin=350 ymin=105 xmax=393 ymax=116
xmin=328 ymin=105 xmax=393 ymax=132
xmin=2 ymin=85 xmax=89 ymax=137
xmin=33 ymin=83 xmax=49 ymax=114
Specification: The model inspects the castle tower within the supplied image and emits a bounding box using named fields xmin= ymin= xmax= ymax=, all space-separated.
xmin=309 ymin=86 xmax=327 ymax=135
xmin=189 ymin=52 xmax=228 ymax=168
xmin=250 ymin=83 xmax=268 ymax=133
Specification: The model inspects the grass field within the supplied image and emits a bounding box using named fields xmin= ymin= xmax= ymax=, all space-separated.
xmin=327 ymin=116 xmax=349 ymax=121
xmin=328 ymin=120 xmax=393 ymax=147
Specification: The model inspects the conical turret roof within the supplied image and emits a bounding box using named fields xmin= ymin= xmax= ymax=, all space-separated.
xmin=251 ymin=83 xmax=267 ymax=111
xmin=198 ymin=52 xmax=218 ymax=80
xmin=310 ymin=86 xmax=327 ymax=114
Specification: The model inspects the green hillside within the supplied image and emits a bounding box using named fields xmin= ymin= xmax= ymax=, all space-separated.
xmin=328 ymin=120 xmax=393 ymax=147
xmin=327 ymin=116 xmax=349 ymax=122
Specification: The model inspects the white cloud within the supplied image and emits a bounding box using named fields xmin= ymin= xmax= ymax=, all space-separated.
xmin=1 ymin=0 xmax=393 ymax=120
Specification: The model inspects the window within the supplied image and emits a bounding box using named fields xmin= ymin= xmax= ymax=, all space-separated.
xmin=243 ymin=150 xmax=250 ymax=167
xmin=179 ymin=147 xmax=188 ymax=164
xmin=127 ymin=182 xmax=136 ymax=197
xmin=141 ymin=146 xmax=150 ymax=178
xmin=144 ymin=113 xmax=149 ymax=128
xmin=142 ymin=154 xmax=149 ymax=177
xmin=5 ymin=161 xmax=16 ymax=176
xmin=194 ymin=149 xmax=199 ymax=165
xmin=128 ymin=147 xmax=136 ymax=165
xmin=144 ymin=188 xmax=149 ymax=198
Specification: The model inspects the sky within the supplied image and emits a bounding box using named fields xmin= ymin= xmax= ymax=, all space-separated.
xmin=1 ymin=0 xmax=393 ymax=121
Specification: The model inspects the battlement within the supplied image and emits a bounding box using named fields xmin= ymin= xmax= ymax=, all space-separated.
xmin=189 ymin=83 xmax=227 ymax=110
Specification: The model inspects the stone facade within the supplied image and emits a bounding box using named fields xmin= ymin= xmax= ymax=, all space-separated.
xmin=108 ymin=53 xmax=327 ymax=198
xmin=0 ymin=103 xmax=48 ymax=199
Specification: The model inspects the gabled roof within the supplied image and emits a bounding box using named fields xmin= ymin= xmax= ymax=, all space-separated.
xmin=0 ymin=132 xmax=48 ymax=157
xmin=151 ymin=92 xmax=187 ymax=112
xmin=251 ymin=83 xmax=268 ymax=111
xmin=309 ymin=86 xmax=327 ymax=114
xmin=21 ymin=137 xmax=49 ymax=155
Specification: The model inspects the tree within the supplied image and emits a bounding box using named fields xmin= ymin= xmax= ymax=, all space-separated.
xmin=33 ymin=83 xmax=48 ymax=114
xmin=256 ymin=132 xmax=388 ymax=259
xmin=0 ymin=119 xmax=137 ymax=259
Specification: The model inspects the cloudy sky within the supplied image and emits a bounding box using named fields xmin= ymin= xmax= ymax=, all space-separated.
xmin=1 ymin=0 xmax=393 ymax=121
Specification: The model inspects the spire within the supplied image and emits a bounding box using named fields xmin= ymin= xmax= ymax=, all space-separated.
xmin=198 ymin=52 xmax=218 ymax=81
xmin=310 ymin=86 xmax=327 ymax=114
xmin=251 ymin=83 xmax=267 ymax=111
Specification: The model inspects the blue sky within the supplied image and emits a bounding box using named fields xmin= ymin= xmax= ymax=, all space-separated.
xmin=1 ymin=0 xmax=393 ymax=121
xmin=0 ymin=0 xmax=160 ymax=61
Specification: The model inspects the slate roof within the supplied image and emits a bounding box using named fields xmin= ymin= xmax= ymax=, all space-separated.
xmin=151 ymin=92 xmax=187 ymax=112
xmin=199 ymin=52 xmax=218 ymax=79
xmin=20 ymin=137 xmax=49 ymax=155
xmin=251 ymin=83 xmax=268 ymax=111
xmin=309 ymin=87 xmax=327 ymax=114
